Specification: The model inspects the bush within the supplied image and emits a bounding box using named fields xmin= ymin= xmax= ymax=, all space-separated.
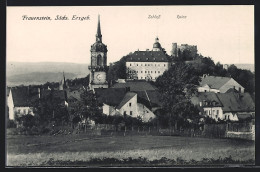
xmin=7 ymin=120 xmax=17 ymax=128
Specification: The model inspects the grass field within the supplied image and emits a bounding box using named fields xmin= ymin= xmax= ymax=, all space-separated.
xmin=6 ymin=134 xmax=255 ymax=166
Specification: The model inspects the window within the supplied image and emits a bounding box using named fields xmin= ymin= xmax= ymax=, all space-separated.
xmin=145 ymin=71 xmax=147 ymax=73
xmin=23 ymin=109 xmax=26 ymax=114
xmin=158 ymin=71 xmax=160 ymax=73
xmin=151 ymin=71 xmax=153 ymax=73
xmin=141 ymin=77 xmax=143 ymax=79
xmin=130 ymin=63 xmax=131 ymax=66
xmin=148 ymin=64 xmax=150 ymax=66
xmin=217 ymin=110 xmax=219 ymax=115
xmin=130 ymin=111 xmax=133 ymax=115
xmin=148 ymin=71 xmax=150 ymax=73
xmin=137 ymin=71 xmax=138 ymax=73
xmin=141 ymin=64 xmax=143 ymax=66
xmin=155 ymin=64 xmax=156 ymax=66
xmin=17 ymin=109 xmax=20 ymax=113
xmin=205 ymin=90 xmax=207 ymax=92
xmin=164 ymin=64 xmax=166 ymax=66
xmin=239 ymin=87 xmax=241 ymax=93
xmin=141 ymin=71 xmax=143 ymax=73
xmin=155 ymin=71 xmax=156 ymax=73
xmin=137 ymin=64 xmax=138 ymax=66
xmin=124 ymin=111 xmax=126 ymax=115
xmin=145 ymin=64 xmax=147 ymax=66
xmin=129 ymin=103 xmax=132 ymax=107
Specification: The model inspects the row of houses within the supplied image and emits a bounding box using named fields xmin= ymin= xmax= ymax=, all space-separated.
xmin=6 ymin=74 xmax=254 ymax=123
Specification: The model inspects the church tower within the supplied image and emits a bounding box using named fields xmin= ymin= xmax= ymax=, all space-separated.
xmin=88 ymin=15 xmax=109 ymax=90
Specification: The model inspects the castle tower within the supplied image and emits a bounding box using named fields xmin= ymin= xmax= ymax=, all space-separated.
xmin=171 ymin=43 xmax=178 ymax=57
xmin=152 ymin=37 xmax=162 ymax=51
xmin=88 ymin=15 xmax=109 ymax=90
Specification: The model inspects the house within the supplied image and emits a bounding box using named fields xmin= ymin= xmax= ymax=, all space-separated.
xmin=198 ymin=75 xmax=245 ymax=93
xmin=7 ymin=86 xmax=40 ymax=120
xmin=191 ymin=92 xmax=224 ymax=121
xmin=94 ymin=88 xmax=156 ymax=122
xmin=217 ymin=92 xmax=255 ymax=121
xmin=191 ymin=92 xmax=255 ymax=121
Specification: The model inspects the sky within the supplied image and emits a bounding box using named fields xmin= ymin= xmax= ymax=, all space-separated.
xmin=7 ymin=6 xmax=254 ymax=64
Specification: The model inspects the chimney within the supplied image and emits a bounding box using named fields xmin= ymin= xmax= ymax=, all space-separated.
xmin=125 ymin=87 xmax=130 ymax=92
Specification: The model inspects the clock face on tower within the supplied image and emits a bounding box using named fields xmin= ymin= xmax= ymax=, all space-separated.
xmin=94 ymin=72 xmax=106 ymax=84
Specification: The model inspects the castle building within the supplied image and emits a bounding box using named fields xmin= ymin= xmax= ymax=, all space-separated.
xmin=125 ymin=37 xmax=173 ymax=81
xmin=88 ymin=15 xmax=109 ymax=90
xmin=171 ymin=43 xmax=198 ymax=59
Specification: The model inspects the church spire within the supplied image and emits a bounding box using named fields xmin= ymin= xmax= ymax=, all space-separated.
xmin=96 ymin=14 xmax=102 ymax=42
xmin=63 ymin=71 xmax=67 ymax=89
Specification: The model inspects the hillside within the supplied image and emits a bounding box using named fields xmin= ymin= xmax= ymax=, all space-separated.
xmin=7 ymin=62 xmax=90 ymax=86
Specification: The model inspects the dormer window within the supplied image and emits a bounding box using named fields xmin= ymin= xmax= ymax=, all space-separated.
xmin=146 ymin=58 xmax=149 ymax=60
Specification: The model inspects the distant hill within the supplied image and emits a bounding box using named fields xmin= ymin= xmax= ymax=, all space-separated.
xmin=231 ymin=64 xmax=254 ymax=72
xmin=7 ymin=62 xmax=90 ymax=86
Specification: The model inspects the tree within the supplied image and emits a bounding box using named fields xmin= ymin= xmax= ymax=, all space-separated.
xmin=227 ymin=65 xmax=255 ymax=93
xmin=155 ymin=62 xmax=201 ymax=131
xmin=80 ymin=90 xmax=102 ymax=121
xmin=107 ymin=54 xmax=130 ymax=83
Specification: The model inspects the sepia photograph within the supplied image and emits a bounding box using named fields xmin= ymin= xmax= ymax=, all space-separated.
xmin=6 ymin=5 xmax=255 ymax=167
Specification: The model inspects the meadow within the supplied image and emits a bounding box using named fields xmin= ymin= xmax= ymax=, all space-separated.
xmin=6 ymin=134 xmax=255 ymax=167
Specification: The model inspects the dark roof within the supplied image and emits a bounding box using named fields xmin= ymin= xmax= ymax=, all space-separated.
xmin=191 ymin=92 xmax=255 ymax=113
xmin=11 ymin=87 xmax=39 ymax=107
xmin=41 ymin=90 xmax=67 ymax=103
xmin=111 ymin=80 xmax=157 ymax=91
xmin=117 ymin=92 xmax=136 ymax=109
xmin=95 ymin=88 xmax=127 ymax=107
xmin=191 ymin=92 xmax=223 ymax=107
xmin=217 ymin=92 xmax=255 ymax=112
xmin=126 ymin=51 xmax=169 ymax=62
xmin=134 ymin=90 xmax=163 ymax=108
xmin=66 ymin=89 xmax=83 ymax=101
xmin=200 ymin=76 xmax=231 ymax=89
